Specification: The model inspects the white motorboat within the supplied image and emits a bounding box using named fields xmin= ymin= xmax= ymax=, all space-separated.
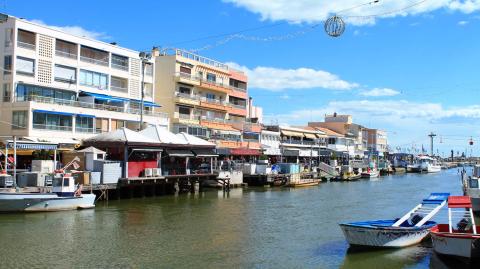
xmin=419 ymin=156 xmax=441 ymax=173
xmin=339 ymin=193 xmax=449 ymax=248
xmin=361 ymin=168 xmax=379 ymax=178
xmin=0 ymin=176 xmax=95 ymax=212
xmin=430 ymin=196 xmax=480 ymax=260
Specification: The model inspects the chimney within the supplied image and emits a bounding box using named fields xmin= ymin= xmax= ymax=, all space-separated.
xmin=152 ymin=46 xmax=160 ymax=57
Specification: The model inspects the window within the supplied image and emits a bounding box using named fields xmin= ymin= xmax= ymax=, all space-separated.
xmin=178 ymin=106 xmax=191 ymax=115
xmin=76 ymin=115 xmax=94 ymax=133
xmin=4 ymin=28 xmax=12 ymax=47
xmin=16 ymin=84 xmax=76 ymax=102
xmin=178 ymin=86 xmax=191 ymax=95
xmin=111 ymin=76 xmax=128 ymax=92
xmin=206 ymin=73 xmax=216 ymax=82
xmin=188 ymin=126 xmax=207 ymax=137
xmin=33 ymin=112 xmax=72 ymax=131
xmin=180 ymin=66 xmax=191 ymax=74
xmin=3 ymin=55 xmax=11 ymax=75
xmin=206 ymin=93 xmax=216 ymax=100
xmin=12 ymin=111 xmax=27 ymax=129
xmin=111 ymin=54 xmax=129 ymax=71
xmin=3 ymin=83 xmax=11 ymax=102
xmin=80 ymin=46 xmax=109 ymax=66
xmin=16 ymin=57 xmax=35 ymax=76
xmin=17 ymin=29 xmax=35 ymax=50
xmin=197 ymin=71 xmax=203 ymax=79
xmin=144 ymin=63 xmax=153 ymax=76
xmin=55 ymin=39 xmax=77 ymax=59
xmin=54 ymin=65 xmax=76 ymax=83
xmin=79 ymin=69 xmax=108 ymax=89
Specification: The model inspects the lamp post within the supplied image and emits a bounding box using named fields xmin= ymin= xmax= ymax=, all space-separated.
xmin=138 ymin=51 xmax=152 ymax=131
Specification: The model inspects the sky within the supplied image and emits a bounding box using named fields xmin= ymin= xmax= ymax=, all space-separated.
xmin=6 ymin=0 xmax=480 ymax=156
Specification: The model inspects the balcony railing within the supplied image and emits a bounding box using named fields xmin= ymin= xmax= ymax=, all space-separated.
xmin=175 ymin=92 xmax=199 ymax=100
xmin=80 ymin=56 xmax=109 ymax=67
xmin=282 ymin=139 xmax=319 ymax=146
xmin=175 ymin=72 xmax=200 ymax=82
xmin=200 ymin=97 xmax=228 ymax=106
xmin=231 ymin=104 xmax=246 ymax=109
xmin=112 ymin=63 xmax=129 ymax=71
xmin=17 ymin=41 xmax=35 ymax=50
xmin=110 ymin=85 xmax=128 ymax=93
xmin=33 ymin=124 xmax=72 ymax=132
xmin=229 ymin=85 xmax=247 ymax=92
xmin=22 ymin=95 xmax=169 ymax=118
xmin=56 ymin=50 xmax=77 ymax=60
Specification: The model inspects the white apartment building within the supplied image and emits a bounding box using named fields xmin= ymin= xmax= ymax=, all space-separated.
xmin=0 ymin=14 xmax=168 ymax=146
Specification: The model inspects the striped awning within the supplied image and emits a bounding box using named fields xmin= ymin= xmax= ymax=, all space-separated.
xmin=7 ymin=142 xmax=57 ymax=150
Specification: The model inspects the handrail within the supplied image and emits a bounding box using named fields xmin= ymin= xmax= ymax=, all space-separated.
xmin=17 ymin=41 xmax=35 ymax=50
xmin=80 ymin=56 xmax=109 ymax=66
xmin=55 ymin=50 xmax=77 ymax=59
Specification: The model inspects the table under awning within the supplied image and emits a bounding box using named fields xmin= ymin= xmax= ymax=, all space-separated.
xmin=192 ymin=148 xmax=218 ymax=157
xmin=165 ymin=149 xmax=194 ymax=157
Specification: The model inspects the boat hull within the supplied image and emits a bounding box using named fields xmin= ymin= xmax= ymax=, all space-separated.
xmin=361 ymin=171 xmax=379 ymax=178
xmin=0 ymin=193 xmax=96 ymax=212
xmin=431 ymin=225 xmax=480 ymax=259
xmin=340 ymin=220 xmax=434 ymax=248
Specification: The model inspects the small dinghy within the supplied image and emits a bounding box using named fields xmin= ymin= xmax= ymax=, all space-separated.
xmin=339 ymin=192 xmax=449 ymax=248
xmin=430 ymin=196 xmax=480 ymax=260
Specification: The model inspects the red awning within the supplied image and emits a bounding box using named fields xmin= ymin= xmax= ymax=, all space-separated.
xmin=448 ymin=196 xmax=472 ymax=208
xmin=230 ymin=148 xmax=261 ymax=156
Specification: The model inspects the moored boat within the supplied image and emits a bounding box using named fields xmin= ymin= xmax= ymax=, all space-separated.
xmin=0 ymin=176 xmax=95 ymax=212
xmin=361 ymin=168 xmax=379 ymax=178
xmin=430 ymin=196 xmax=480 ymax=260
xmin=339 ymin=192 xmax=449 ymax=248
xmin=419 ymin=156 xmax=441 ymax=173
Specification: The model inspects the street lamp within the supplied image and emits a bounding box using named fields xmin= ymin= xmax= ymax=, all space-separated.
xmin=138 ymin=51 xmax=152 ymax=130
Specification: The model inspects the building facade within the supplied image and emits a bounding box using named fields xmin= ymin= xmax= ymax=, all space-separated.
xmin=153 ymin=48 xmax=262 ymax=157
xmin=0 ymin=15 xmax=168 ymax=145
xmin=363 ymin=128 xmax=388 ymax=156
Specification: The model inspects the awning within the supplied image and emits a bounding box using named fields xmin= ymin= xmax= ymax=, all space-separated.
xmin=218 ymin=130 xmax=241 ymax=136
xmin=81 ymin=92 xmax=128 ymax=102
xmin=7 ymin=142 xmax=57 ymax=150
xmin=192 ymin=148 xmax=218 ymax=157
xmin=304 ymin=133 xmax=317 ymax=139
xmin=77 ymin=114 xmax=95 ymax=118
xmin=132 ymin=148 xmax=163 ymax=153
xmin=33 ymin=110 xmax=74 ymax=116
xmin=166 ymin=149 xmax=194 ymax=157
xmin=283 ymin=149 xmax=299 ymax=157
xmin=230 ymin=148 xmax=261 ymax=156
xmin=281 ymin=130 xmax=303 ymax=138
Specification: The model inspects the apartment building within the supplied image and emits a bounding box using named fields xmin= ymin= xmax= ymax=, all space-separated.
xmin=0 ymin=14 xmax=168 ymax=146
xmin=153 ymin=48 xmax=262 ymax=157
xmin=363 ymin=128 xmax=388 ymax=156
xmin=308 ymin=113 xmax=365 ymax=158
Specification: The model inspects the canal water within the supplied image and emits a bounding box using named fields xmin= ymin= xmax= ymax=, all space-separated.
xmin=0 ymin=169 xmax=477 ymax=268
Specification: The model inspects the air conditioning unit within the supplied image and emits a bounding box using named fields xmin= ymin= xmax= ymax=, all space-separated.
xmin=144 ymin=168 xmax=153 ymax=177
xmin=152 ymin=168 xmax=161 ymax=177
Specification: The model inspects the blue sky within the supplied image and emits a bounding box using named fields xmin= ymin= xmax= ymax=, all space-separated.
xmin=8 ymin=0 xmax=480 ymax=156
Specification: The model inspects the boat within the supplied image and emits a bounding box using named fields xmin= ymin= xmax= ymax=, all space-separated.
xmin=419 ymin=156 xmax=441 ymax=173
xmin=361 ymin=167 xmax=379 ymax=178
xmin=0 ymin=175 xmax=95 ymax=212
xmin=285 ymin=177 xmax=320 ymax=187
xmin=462 ymin=166 xmax=480 ymax=213
xmin=339 ymin=192 xmax=450 ymax=248
xmin=430 ymin=196 xmax=480 ymax=260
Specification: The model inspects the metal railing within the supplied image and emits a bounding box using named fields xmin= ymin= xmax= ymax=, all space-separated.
xmin=175 ymin=72 xmax=200 ymax=82
xmin=110 ymin=85 xmax=128 ymax=93
xmin=55 ymin=50 xmax=77 ymax=59
xmin=80 ymin=56 xmax=109 ymax=66
xmin=22 ymin=95 xmax=169 ymax=118
xmin=175 ymin=92 xmax=200 ymax=100
xmin=200 ymin=97 xmax=228 ymax=106
xmin=17 ymin=41 xmax=35 ymax=50
xmin=33 ymin=124 xmax=72 ymax=132
xmin=111 ymin=63 xmax=129 ymax=71
xmin=231 ymin=104 xmax=246 ymax=109
xmin=76 ymin=127 xmax=95 ymax=133
xmin=229 ymin=85 xmax=247 ymax=92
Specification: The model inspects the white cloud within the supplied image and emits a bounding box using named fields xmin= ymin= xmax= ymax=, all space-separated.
xmin=360 ymin=88 xmax=400 ymax=97
xmin=227 ymin=62 xmax=358 ymax=91
xmin=30 ymin=19 xmax=110 ymax=40
xmin=224 ymin=0 xmax=480 ymax=26
xmin=458 ymin=20 xmax=469 ymax=25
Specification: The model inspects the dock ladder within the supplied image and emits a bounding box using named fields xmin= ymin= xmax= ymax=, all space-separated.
xmin=392 ymin=192 xmax=450 ymax=227
xmin=447 ymin=196 xmax=477 ymax=234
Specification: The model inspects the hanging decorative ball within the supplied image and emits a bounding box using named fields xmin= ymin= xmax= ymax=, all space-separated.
xmin=469 ymin=137 xmax=474 ymax=145
xmin=324 ymin=15 xmax=346 ymax=37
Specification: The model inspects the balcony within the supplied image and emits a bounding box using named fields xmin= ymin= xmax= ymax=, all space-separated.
xmin=17 ymin=41 xmax=35 ymax=50
xmin=55 ymin=50 xmax=78 ymax=60
xmin=198 ymin=79 xmax=231 ymax=94
xmin=80 ymin=56 xmax=109 ymax=67
xmin=22 ymin=95 xmax=169 ymax=119
xmin=173 ymin=112 xmax=200 ymax=125
xmin=199 ymin=97 xmax=229 ymax=111
xmin=174 ymin=72 xmax=200 ymax=86
xmin=111 ymin=85 xmax=128 ymax=93
xmin=281 ymin=139 xmax=321 ymax=147
xmin=200 ymin=117 xmax=235 ymax=131
xmin=33 ymin=124 xmax=72 ymax=132
xmin=228 ymin=104 xmax=247 ymax=116
xmin=174 ymin=92 xmax=200 ymax=106
xmin=112 ymin=63 xmax=129 ymax=71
